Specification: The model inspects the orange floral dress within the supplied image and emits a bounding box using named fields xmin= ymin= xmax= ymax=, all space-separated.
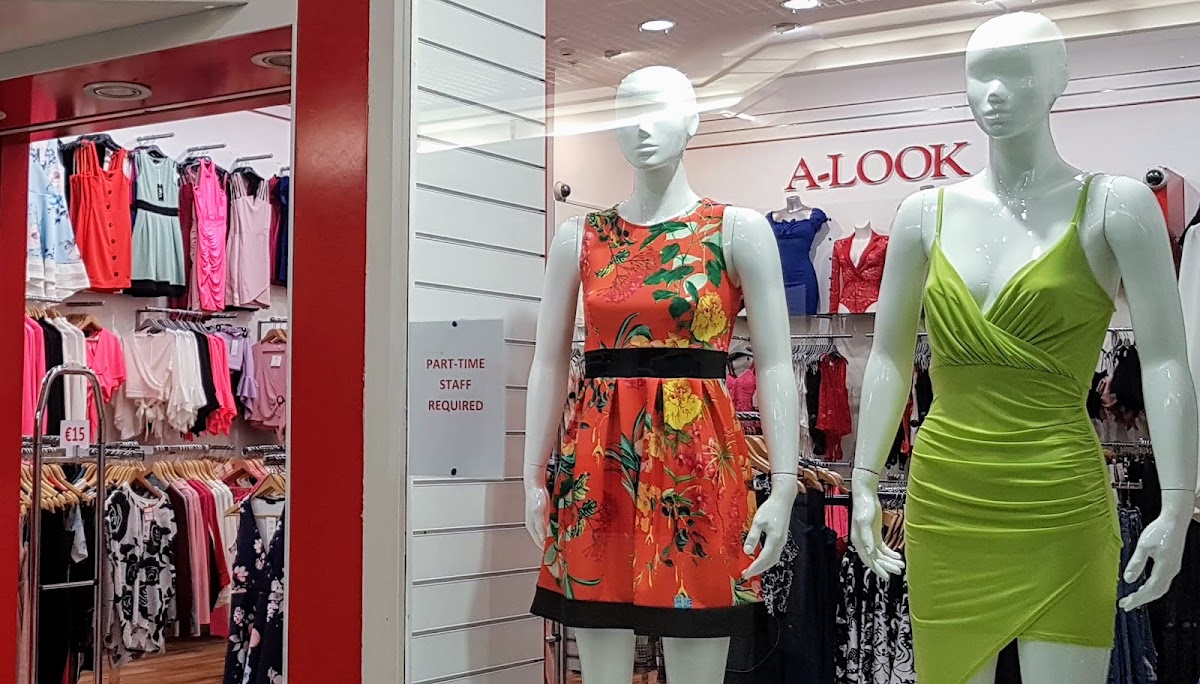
xmin=531 ymin=199 xmax=762 ymax=637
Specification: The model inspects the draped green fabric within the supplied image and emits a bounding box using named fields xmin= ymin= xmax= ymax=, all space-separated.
xmin=908 ymin=175 xmax=1122 ymax=683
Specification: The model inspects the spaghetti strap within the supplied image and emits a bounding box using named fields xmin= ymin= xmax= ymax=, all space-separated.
xmin=935 ymin=187 xmax=946 ymax=243
xmin=1070 ymin=174 xmax=1098 ymax=229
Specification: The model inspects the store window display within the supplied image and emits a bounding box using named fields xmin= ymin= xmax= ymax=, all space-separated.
xmin=851 ymin=12 xmax=1197 ymax=684
xmin=524 ymin=66 xmax=800 ymax=683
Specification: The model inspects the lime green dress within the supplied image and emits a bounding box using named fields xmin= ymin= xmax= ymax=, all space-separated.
xmin=908 ymin=175 xmax=1122 ymax=683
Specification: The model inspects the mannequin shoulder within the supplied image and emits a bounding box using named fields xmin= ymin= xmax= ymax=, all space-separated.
xmin=1091 ymin=174 xmax=1168 ymax=247
xmin=551 ymin=216 xmax=587 ymax=260
xmin=892 ymin=188 xmax=940 ymax=253
xmin=721 ymin=206 xmax=775 ymax=283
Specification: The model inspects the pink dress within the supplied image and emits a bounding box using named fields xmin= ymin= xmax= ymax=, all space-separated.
xmin=226 ymin=173 xmax=272 ymax=309
xmin=189 ymin=160 xmax=228 ymax=312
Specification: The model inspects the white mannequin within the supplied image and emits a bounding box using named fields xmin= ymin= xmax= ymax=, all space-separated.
xmin=851 ymin=13 xmax=1198 ymax=684
xmin=523 ymin=66 xmax=800 ymax=684
xmin=849 ymin=221 xmax=873 ymax=265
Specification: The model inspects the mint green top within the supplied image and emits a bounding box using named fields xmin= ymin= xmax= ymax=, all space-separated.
xmin=907 ymin=175 xmax=1122 ymax=682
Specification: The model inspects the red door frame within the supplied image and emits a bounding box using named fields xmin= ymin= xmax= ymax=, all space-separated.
xmin=0 ymin=5 xmax=371 ymax=682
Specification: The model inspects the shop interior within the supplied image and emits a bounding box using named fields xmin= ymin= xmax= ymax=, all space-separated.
xmin=7 ymin=27 xmax=294 ymax=684
xmin=531 ymin=0 xmax=1200 ymax=682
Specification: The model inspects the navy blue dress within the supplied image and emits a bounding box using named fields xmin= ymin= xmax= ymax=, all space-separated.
xmin=224 ymin=501 xmax=286 ymax=684
xmin=769 ymin=209 xmax=827 ymax=316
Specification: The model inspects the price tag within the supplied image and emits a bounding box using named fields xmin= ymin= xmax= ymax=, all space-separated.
xmin=270 ymin=355 xmax=283 ymax=368
xmin=59 ymin=420 xmax=89 ymax=457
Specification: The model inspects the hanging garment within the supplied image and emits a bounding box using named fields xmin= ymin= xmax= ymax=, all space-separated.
xmin=103 ymin=486 xmax=177 ymax=665
xmin=829 ymin=231 xmax=888 ymax=314
xmin=191 ymin=159 xmax=229 ymax=312
xmin=1109 ymin=506 xmax=1158 ymax=684
xmin=168 ymin=170 xmax=196 ymax=310
xmin=770 ymin=209 xmax=827 ymax=316
xmin=127 ymin=150 xmax=186 ymax=297
xmin=245 ymin=342 xmax=288 ymax=436
xmin=274 ymin=175 xmax=290 ymax=285
xmin=226 ymin=173 xmax=273 ymax=309
xmin=1149 ymin=520 xmax=1200 ymax=684
xmin=51 ymin=317 xmax=88 ymax=423
xmin=27 ymin=142 xmax=90 ymax=299
xmin=816 ymin=354 xmax=851 ymax=462
xmin=908 ymin=176 xmax=1120 ymax=682
xmin=224 ymin=501 xmax=286 ymax=684
xmin=835 ymin=549 xmax=917 ymax=684
xmin=84 ymin=329 xmax=126 ymax=439
xmin=23 ymin=318 xmax=47 ymax=436
xmin=531 ymin=199 xmax=762 ymax=637
xmin=36 ymin=319 xmax=66 ymax=434
xmin=69 ymin=141 xmax=132 ymax=292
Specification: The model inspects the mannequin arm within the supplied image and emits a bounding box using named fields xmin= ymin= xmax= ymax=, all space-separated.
xmin=849 ymin=191 xmax=934 ymax=577
xmin=829 ymin=243 xmax=842 ymax=314
xmin=522 ymin=218 xmax=583 ymax=546
xmin=1101 ymin=177 xmax=1199 ymax=609
xmin=725 ymin=207 xmax=800 ymax=578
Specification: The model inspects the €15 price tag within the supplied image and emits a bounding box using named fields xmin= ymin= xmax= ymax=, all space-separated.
xmin=59 ymin=420 xmax=89 ymax=457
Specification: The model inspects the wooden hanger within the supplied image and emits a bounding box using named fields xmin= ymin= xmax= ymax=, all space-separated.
xmin=262 ymin=328 xmax=288 ymax=344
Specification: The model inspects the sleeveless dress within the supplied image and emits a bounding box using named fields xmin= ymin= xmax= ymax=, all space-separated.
xmin=128 ymin=149 xmax=186 ymax=297
xmin=189 ymin=159 xmax=229 ymax=312
xmin=70 ymin=141 xmax=132 ymax=292
xmin=531 ymin=199 xmax=762 ymax=637
xmin=908 ymin=175 xmax=1121 ymax=682
xmin=226 ymin=173 xmax=272 ymax=309
xmin=769 ymin=208 xmax=826 ymax=316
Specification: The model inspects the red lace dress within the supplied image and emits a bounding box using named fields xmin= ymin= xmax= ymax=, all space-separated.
xmin=531 ymin=199 xmax=762 ymax=637
xmin=829 ymin=231 xmax=888 ymax=313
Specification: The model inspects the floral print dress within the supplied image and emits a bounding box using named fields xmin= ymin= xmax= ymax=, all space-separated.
xmin=531 ymin=199 xmax=762 ymax=637
xmin=224 ymin=501 xmax=286 ymax=684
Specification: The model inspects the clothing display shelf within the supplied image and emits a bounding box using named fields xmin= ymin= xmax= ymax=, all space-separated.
xmin=25 ymin=363 xmax=113 ymax=684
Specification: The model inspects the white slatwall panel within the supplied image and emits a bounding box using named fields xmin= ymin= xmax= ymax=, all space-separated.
xmin=409 ymin=1 xmax=547 ymax=682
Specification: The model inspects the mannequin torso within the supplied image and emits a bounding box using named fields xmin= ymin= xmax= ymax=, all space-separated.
xmin=850 ymin=221 xmax=874 ymax=266
xmin=851 ymin=12 xmax=1197 ymax=684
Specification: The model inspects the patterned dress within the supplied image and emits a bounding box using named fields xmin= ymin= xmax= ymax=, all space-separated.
xmin=531 ymin=199 xmax=762 ymax=637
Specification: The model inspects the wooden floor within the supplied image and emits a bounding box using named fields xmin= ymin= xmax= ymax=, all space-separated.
xmin=79 ymin=639 xmax=226 ymax=684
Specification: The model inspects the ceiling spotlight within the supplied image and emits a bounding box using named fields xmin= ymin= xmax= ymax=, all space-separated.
xmin=782 ymin=0 xmax=821 ymax=8
xmin=251 ymin=50 xmax=292 ymax=71
xmin=639 ymin=19 xmax=676 ymax=33
xmin=84 ymin=82 xmax=152 ymax=101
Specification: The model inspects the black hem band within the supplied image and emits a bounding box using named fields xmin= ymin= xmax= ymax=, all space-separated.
xmin=530 ymin=587 xmax=761 ymax=638
xmin=584 ymin=348 xmax=727 ymax=380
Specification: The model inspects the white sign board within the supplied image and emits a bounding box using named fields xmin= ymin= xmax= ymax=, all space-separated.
xmin=407 ymin=319 xmax=505 ymax=478
xmin=59 ymin=420 xmax=89 ymax=458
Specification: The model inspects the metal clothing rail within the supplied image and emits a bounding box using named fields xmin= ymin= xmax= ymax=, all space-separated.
xmin=135 ymin=307 xmax=238 ymax=322
xmin=865 ymin=332 xmax=929 ymax=339
xmin=136 ymin=132 xmax=175 ymax=144
xmin=185 ymin=143 xmax=226 ymax=154
xmin=243 ymin=444 xmax=286 ymax=454
xmin=732 ymin=332 xmax=854 ymax=341
xmin=28 ymin=364 xmax=109 ymax=684
xmin=234 ymin=153 xmax=274 ymax=166
xmin=152 ymin=444 xmax=236 ymax=453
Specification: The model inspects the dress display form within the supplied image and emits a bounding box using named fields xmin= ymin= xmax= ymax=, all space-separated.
xmin=531 ymin=200 xmax=763 ymax=636
xmin=770 ymin=209 xmax=826 ymax=315
xmin=830 ymin=230 xmax=887 ymax=314
xmin=910 ymin=176 xmax=1121 ymax=681
xmin=70 ymin=141 xmax=132 ymax=292
xmin=128 ymin=150 xmax=186 ymax=298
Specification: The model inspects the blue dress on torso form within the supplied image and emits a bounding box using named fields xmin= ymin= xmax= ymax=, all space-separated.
xmin=769 ymin=208 xmax=827 ymax=315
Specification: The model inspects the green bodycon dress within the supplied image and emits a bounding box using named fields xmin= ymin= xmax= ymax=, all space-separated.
xmin=908 ymin=175 xmax=1121 ymax=683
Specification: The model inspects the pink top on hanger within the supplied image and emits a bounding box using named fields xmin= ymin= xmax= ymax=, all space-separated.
xmin=23 ymin=317 xmax=46 ymax=436
xmin=85 ymin=329 xmax=126 ymax=438
xmin=726 ymin=365 xmax=758 ymax=412
xmin=191 ymin=160 xmax=228 ymax=312
xmin=246 ymin=341 xmax=288 ymax=436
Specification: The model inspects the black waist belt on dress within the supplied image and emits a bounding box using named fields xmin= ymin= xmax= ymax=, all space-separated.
xmin=584 ymin=348 xmax=727 ymax=379
xmin=134 ymin=199 xmax=180 ymax=217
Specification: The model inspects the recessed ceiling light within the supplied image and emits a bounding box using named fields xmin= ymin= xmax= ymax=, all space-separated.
xmin=782 ymin=0 xmax=821 ymax=9
xmin=251 ymin=50 xmax=292 ymax=71
xmin=84 ymin=82 xmax=152 ymax=101
xmin=639 ymin=19 xmax=676 ymax=33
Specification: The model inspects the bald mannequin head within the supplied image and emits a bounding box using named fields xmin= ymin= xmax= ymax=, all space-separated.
xmin=615 ymin=66 xmax=700 ymax=170
xmin=965 ymin=13 xmax=1069 ymax=140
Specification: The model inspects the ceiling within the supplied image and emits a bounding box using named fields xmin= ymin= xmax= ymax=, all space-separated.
xmin=547 ymin=0 xmax=1200 ymax=130
xmin=0 ymin=0 xmax=244 ymax=54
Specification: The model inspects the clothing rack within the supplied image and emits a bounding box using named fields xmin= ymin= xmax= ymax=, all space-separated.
xmin=135 ymin=307 xmax=238 ymax=322
xmin=731 ymin=333 xmax=853 ymax=341
xmin=243 ymin=444 xmax=286 ymax=454
xmin=865 ymin=332 xmax=928 ymax=339
xmin=136 ymin=133 xmax=175 ymax=144
xmin=234 ymin=153 xmax=274 ymax=167
xmin=185 ymin=143 xmax=226 ymax=155
xmin=257 ymin=317 xmax=288 ymax=338
xmin=27 ymin=364 xmax=110 ymax=684
xmin=152 ymin=444 xmax=236 ymax=453
xmin=279 ymin=166 xmax=290 ymax=174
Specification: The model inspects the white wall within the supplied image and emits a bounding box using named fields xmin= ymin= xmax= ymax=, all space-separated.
xmin=551 ymin=25 xmax=1198 ymax=465
xmin=406 ymin=0 xmax=547 ymax=682
xmin=57 ymin=109 xmax=292 ymax=448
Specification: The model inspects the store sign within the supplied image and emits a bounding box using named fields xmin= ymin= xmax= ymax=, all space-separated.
xmin=59 ymin=420 xmax=89 ymax=458
xmin=785 ymin=141 xmax=972 ymax=191
xmin=408 ymin=319 xmax=505 ymax=478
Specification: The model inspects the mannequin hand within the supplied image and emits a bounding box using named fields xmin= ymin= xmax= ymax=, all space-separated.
xmin=1120 ymin=489 xmax=1193 ymax=611
xmin=742 ymin=475 xmax=798 ymax=578
xmin=849 ymin=468 xmax=905 ymax=579
xmin=523 ymin=463 xmax=549 ymax=548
